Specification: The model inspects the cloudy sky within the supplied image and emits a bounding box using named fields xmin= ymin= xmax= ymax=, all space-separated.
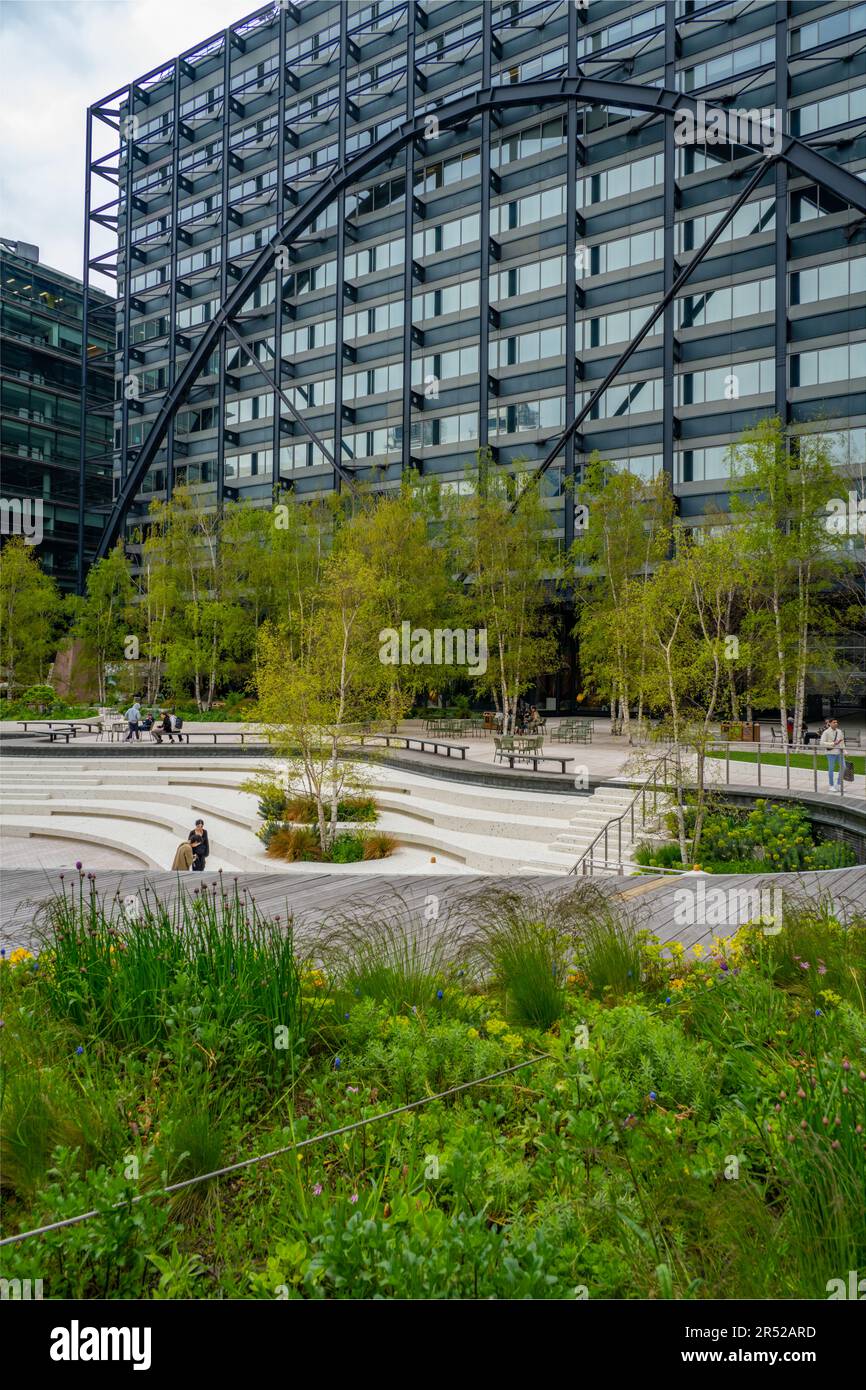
xmin=0 ymin=0 xmax=254 ymax=290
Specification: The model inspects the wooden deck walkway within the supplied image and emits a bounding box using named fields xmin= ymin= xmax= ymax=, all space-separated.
xmin=2 ymin=866 xmax=864 ymax=956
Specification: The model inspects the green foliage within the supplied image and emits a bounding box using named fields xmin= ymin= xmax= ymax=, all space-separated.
xmin=468 ymin=893 xmax=570 ymax=1029
xmin=3 ymin=853 xmax=865 ymax=1302
xmin=648 ymin=799 xmax=859 ymax=873
xmin=330 ymin=833 xmax=365 ymax=864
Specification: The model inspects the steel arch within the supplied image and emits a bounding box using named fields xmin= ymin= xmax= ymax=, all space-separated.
xmin=94 ymin=75 xmax=866 ymax=561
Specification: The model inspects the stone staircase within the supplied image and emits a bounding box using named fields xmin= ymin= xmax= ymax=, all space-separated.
xmin=524 ymin=784 xmax=669 ymax=874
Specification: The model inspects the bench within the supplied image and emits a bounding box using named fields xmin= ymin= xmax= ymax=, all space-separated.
xmin=162 ymin=730 xmax=258 ymax=745
xmin=360 ymin=733 xmax=469 ymax=760
xmin=46 ymin=729 xmax=72 ymax=743
xmin=500 ymin=752 xmax=574 ymax=774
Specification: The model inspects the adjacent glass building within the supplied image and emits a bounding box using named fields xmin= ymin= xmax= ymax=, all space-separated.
xmin=1 ymin=239 xmax=113 ymax=590
xmin=84 ymin=0 xmax=865 ymax=562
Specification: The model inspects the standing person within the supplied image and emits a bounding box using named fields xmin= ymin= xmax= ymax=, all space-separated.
xmin=820 ymin=719 xmax=845 ymax=791
xmin=124 ymin=698 xmax=141 ymax=742
xmin=189 ymin=819 xmax=210 ymax=871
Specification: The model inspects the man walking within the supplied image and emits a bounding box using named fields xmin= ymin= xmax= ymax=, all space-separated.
xmin=124 ymin=698 xmax=141 ymax=742
xmin=820 ymin=718 xmax=845 ymax=791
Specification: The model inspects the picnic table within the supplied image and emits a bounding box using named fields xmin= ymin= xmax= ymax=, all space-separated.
xmin=19 ymin=719 xmax=102 ymax=736
xmin=494 ymin=734 xmax=573 ymax=774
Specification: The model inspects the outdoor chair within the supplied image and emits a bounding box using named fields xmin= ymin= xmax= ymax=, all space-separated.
xmin=493 ymin=735 xmax=514 ymax=762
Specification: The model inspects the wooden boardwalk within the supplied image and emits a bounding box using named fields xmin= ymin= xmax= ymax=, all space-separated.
xmin=2 ymin=866 xmax=864 ymax=956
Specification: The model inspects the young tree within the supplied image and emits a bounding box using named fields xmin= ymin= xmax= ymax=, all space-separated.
xmin=451 ymin=461 xmax=560 ymax=732
xmin=254 ymin=522 xmax=385 ymax=855
xmin=345 ymin=481 xmax=464 ymax=728
xmin=730 ymin=418 xmax=851 ymax=738
xmin=142 ymin=490 xmax=239 ymax=712
xmin=570 ymin=456 xmax=673 ymax=742
xmin=72 ymin=541 xmax=134 ymax=704
xmin=0 ymin=538 xmax=62 ymax=695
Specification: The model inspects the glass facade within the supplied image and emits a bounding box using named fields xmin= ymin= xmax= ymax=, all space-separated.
xmin=83 ymin=0 xmax=865 ymax=555
xmin=1 ymin=241 xmax=113 ymax=589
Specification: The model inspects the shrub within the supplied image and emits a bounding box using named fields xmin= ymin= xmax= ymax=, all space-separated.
xmin=362 ymin=831 xmax=397 ymax=860
xmin=330 ymin=833 xmax=365 ymax=864
xmin=467 ymin=890 xmax=571 ymax=1029
xmin=266 ymin=826 xmax=322 ymax=862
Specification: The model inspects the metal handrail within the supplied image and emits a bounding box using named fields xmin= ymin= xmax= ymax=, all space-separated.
xmin=570 ymin=750 xmax=676 ymax=876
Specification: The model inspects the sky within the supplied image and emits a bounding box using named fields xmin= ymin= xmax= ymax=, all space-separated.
xmin=0 ymin=0 xmax=257 ymax=290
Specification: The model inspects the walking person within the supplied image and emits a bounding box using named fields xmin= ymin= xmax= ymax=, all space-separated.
xmin=820 ymin=718 xmax=845 ymax=791
xmin=189 ymin=819 xmax=210 ymax=871
xmin=123 ymin=698 xmax=141 ymax=742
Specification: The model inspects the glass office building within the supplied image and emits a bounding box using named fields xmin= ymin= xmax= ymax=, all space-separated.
xmin=1 ymin=239 xmax=113 ymax=590
xmin=84 ymin=0 xmax=865 ymax=561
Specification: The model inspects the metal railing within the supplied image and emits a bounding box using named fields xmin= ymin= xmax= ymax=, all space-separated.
xmin=571 ymin=751 xmax=675 ymax=876
xmin=709 ymin=738 xmax=861 ymax=798
xmin=571 ymin=738 xmax=864 ymax=876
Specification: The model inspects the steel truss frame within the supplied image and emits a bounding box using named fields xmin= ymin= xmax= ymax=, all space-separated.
xmin=90 ymin=73 xmax=866 ymax=566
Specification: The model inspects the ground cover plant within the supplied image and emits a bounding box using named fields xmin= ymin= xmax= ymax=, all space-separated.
xmin=635 ymin=799 xmax=858 ymax=873
xmin=1 ymin=874 xmax=864 ymax=1300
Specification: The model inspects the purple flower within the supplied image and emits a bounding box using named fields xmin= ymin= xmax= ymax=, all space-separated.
xmin=799 ymin=960 xmax=810 ymax=971
xmin=312 ymin=1183 xmax=323 ymax=1196
xmin=75 ymin=1045 xmax=84 ymax=1056
xmin=346 ymin=1085 xmax=359 ymax=1094
xmin=333 ymin=1056 xmax=341 ymax=1070
xmin=75 ymin=861 xmax=82 ymax=871
xmin=350 ymin=1192 xmax=358 ymax=1204
xmin=436 ymin=989 xmax=443 ymax=1000
xmin=649 ymin=1091 xmax=657 ymax=1101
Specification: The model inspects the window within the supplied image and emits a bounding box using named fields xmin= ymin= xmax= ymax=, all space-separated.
xmin=791 ymin=259 xmax=866 ymax=304
xmin=677 ymin=359 xmax=774 ymax=405
xmin=583 ymin=304 xmax=661 ymax=349
xmin=793 ymin=343 xmax=866 ymax=388
xmin=793 ymin=88 xmax=866 ymax=135
xmin=413 ymin=278 xmax=479 ymax=320
xmin=491 ymin=185 xmax=565 ymax=234
xmin=413 ymin=213 xmax=480 ymax=258
xmin=677 ymin=278 xmax=775 ymax=328
xmin=490 ymin=326 xmax=565 ymax=368
xmin=579 ymin=153 xmax=664 ymax=205
xmin=592 ymin=228 xmax=664 ymax=274
xmin=490 ymin=255 xmax=565 ymax=302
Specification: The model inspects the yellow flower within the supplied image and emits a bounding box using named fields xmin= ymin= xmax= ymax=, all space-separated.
xmin=692 ymin=944 xmax=705 ymax=959
xmin=8 ymin=948 xmax=34 ymax=966
xmin=503 ymin=1033 xmax=524 ymax=1049
xmin=670 ymin=978 xmax=685 ymax=991
xmin=486 ymin=1019 xmax=508 ymax=1035
xmin=467 ymin=1028 xmax=479 ymax=1039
